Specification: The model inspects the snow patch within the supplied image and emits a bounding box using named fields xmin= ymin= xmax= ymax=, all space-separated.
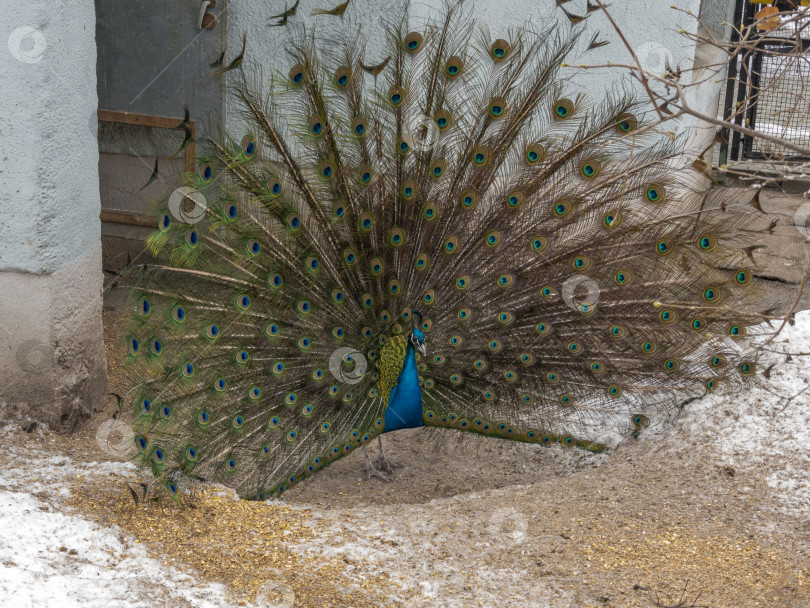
xmin=0 ymin=452 xmax=234 ymax=608
xmin=664 ymin=310 xmax=810 ymax=516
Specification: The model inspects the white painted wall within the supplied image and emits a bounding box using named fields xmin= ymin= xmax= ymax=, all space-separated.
xmin=225 ymin=0 xmax=716 ymax=136
xmin=0 ymin=0 xmax=106 ymax=430
xmin=1 ymin=1 xmax=101 ymax=273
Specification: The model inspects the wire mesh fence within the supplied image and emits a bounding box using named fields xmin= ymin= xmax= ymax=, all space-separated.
xmin=722 ymin=1 xmax=810 ymax=163
xmin=743 ymin=39 xmax=810 ymax=160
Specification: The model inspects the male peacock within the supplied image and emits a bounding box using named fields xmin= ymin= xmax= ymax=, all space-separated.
xmin=123 ymin=2 xmax=770 ymax=499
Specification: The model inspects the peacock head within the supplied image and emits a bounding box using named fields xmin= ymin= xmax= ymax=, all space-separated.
xmin=409 ymin=329 xmax=426 ymax=356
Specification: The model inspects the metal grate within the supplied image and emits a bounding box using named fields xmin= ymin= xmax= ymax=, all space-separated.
xmin=743 ymin=43 xmax=810 ymax=160
xmin=721 ymin=1 xmax=810 ymax=162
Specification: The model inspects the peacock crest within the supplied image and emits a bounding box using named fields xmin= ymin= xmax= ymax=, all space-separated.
xmin=124 ymin=2 xmax=767 ymax=499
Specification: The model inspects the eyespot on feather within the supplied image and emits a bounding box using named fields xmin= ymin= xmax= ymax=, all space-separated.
xmin=579 ymin=159 xmax=602 ymax=179
xmin=397 ymin=136 xmax=412 ymax=155
xmin=554 ymin=198 xmax=573 ymax=217
xmin=388 ymin=227 xmax=406 ymax=247
xmin=198 ymin=161 xmax=214 ymax=183
xmin=488 ymin=96 xmax=507 ymax=118
xmin=266 ymin=178 xmax=282 ymax=198
xmin=459 ymin=188 xmax=478 ymax=210
xmin=388 ymin=85 xmax=406 ymax=106
xmin=734 ymin=269 xmax=753 ymax=286
xmin=223 ymin=202 xmax=237 ymax=221
xmin=434 ymin=109 xmax=452 ymax=130
xmin=309 ymin=114 xmax=325 ymax=137
xmin=240 ymin=135 xmax=257 ymax=158
xmin=445 ymin=56 xmax=464 ymax=78
xmin=333 ymin=66 xmax=351 ymax=88
xmin=401 ymin=179 xmax=417 ymax=199
xmin=530 ymin=235 xmax=548 ymax=252
xmin=615 ymin=112 xmax=638 ymax=133
xmin=526 ymin=143 xmax=546 ymax=165
xmin=403 ymin=31 xmax=423 ymax=53
xmin=490 ymin=39 xmax=511 ymax=61
xmin=727 ymin=323 xmax=746 ymax=339
xmin=553 ymin=99 xmax=574 ymax=120
xmin=319 ymin=159 xmax=333 ymax=180
xmin=422 ymin=201 xmax=439 ymax=221
xmin=485 ymin=230 xmax=502 ymax=247
xmin=358 ymin=211 xmax=374 ymax=232
xmin=443 ymin=236 xmax=459 ymax=254
xmin=158 ymin=210 xmax=172 ymax=232
xmin=506 ymin=190 xmax=524 ymax=209
xmin=358 ymin=164 xmax=373 ymax=185
xmin=658 ymin=309 xmax=677 ymax=324
xmin=572 ymin=255 xmax=590 ymax=271
xmin=431 ymin=158 xmax=447 ymax=179
xmin=471 ymin=145 xmax=490 ymax=166
xmin=655 ymin=238 xmax=673 ymax=256
xmin=739 ymin=361 xmax=755 ymax=376
xmin=351 ymin=115 xmax=367 ymax=138
xmin=698 ymin=233 xmax=717 ymax=251
xmin=289 ymin=64 xmax=305 ymax=86
xmin=603 ymin=210 xmax=622 ymax=228
xmin=645 ymin=183 xmax=666 ymax=203
xmin=614 ymin=269 xmax=633 ymax=285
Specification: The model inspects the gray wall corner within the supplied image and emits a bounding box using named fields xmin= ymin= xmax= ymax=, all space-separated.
xmin=1 ymin=0 xmax=106 ymax=432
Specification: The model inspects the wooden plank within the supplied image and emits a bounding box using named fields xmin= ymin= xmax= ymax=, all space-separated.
xmin=100 ymin=210 xmax=158 ymax=228
xmin=98 ymin=109 xmax=184 ymax=129
xmin=97 ymin=109 xmax=197 ymax=174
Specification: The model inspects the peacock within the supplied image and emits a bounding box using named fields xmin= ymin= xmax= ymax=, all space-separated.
xmin=122 ymin=1 xmax=771 ymax=500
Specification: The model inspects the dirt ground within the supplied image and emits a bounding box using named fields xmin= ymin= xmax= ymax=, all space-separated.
xmin=2 ymin=185 xmax=809 ymax=607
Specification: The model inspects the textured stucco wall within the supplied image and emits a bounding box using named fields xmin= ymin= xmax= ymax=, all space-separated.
xmin=225 ymin=0 xmax=712 ymax=134
xmin=0 ymin=0 xmax=106 ymax=430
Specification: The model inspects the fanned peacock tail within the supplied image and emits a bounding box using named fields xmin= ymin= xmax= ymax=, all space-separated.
xmin=123 ymin=3 xmax=770 ymax=499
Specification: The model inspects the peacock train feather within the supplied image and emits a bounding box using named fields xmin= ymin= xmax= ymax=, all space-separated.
xmin=123 ymin=2 xmax=773 ymax=500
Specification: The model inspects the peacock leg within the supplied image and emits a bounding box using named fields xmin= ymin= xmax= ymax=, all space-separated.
xmin=373 ymin=435 xmax=402 ymax=474
xmin=363 ymin=445 xmax=393 ymax=482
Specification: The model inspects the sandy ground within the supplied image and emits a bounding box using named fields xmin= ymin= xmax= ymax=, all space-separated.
xmin=1 ymin=185 xmax=809 ymax=608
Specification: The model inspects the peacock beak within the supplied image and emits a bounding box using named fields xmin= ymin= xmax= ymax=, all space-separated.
xmin=417 ymin=342 xmax=426 ymax=356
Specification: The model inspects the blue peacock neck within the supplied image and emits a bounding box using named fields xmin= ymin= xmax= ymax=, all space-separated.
xmin=383 ymin=340 xmax=424 ymax=432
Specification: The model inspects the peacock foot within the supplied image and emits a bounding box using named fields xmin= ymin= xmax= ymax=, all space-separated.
xmin=364 ymin=457 xmax=393 ymax=482
xmin=372 ymin=454 xmax=402 ymax=474
xmin=372 ymin=435 xmax=402 ymax=475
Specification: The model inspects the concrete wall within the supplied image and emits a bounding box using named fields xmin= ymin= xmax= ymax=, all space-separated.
xmin=0 ymin=0 xmax=106 ymax=431
xmin=685 ymin=0 xmax=737 ymax=161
